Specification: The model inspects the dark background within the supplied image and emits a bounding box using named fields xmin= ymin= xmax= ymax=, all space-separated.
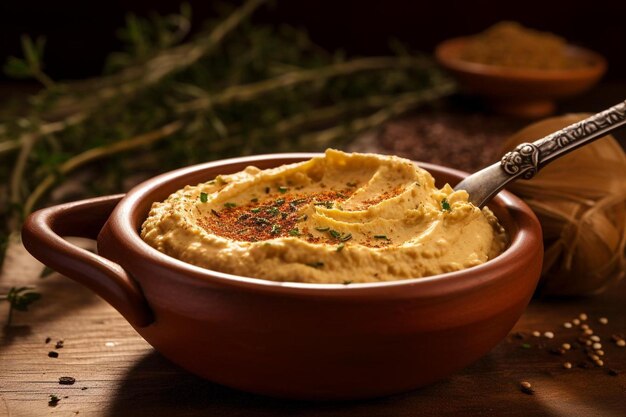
xmin=1 ymin=0 xmax=625 ymax=83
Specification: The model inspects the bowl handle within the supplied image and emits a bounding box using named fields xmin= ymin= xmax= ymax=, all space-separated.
xmin=21 ymin=194 xmax=154 ymax=327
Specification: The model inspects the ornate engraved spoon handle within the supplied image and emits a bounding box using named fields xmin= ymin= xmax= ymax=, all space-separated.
xmin=455 ymin=100 xmax=626 ymax=208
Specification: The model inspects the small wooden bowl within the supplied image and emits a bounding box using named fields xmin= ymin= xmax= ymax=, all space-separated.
xmin=435 ymin=37 xmax=607 ymax=118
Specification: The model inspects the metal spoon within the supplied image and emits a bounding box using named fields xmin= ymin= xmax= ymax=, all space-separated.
xmin=455 ymin=100 xmax=626 ymax=207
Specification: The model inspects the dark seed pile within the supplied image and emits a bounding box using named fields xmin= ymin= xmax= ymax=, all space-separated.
xmin=348 ymin=110 xmax=525 ymax=172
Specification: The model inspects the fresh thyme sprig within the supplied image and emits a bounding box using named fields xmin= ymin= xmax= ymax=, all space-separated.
xmin=0 ymin=0 xmax=455 ymax=273
xmin=1 ymin=286 xmax=41 ymax=326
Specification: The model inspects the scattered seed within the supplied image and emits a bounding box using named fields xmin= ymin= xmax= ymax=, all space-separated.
xmin=608 ymin=368 xmax=620 ymax=376
xmin=563 ymin=322 xmax=573 ymax=329
xmin=590 ymin=335 xmax=600 ymax=342
xmin=616 ymin=340 xmax=625 ymax=347
xmin=572 ymin=319 xmax=581 ymax=326
xmin=520 ymin=381 xmax=534 ymax=395
xmin=597 ymin=350 xmax=604 ymax=356
xmin=598 ymin=317 xmax=609 ymax=325
xmin=595 ymin=359 xmax=604 ymax=367
xmin=580 ymin=324 xmax=589 ymax=330
xmin=55 ymin=340 xmax=64 ymax=349
xmin=48 ymin=394 xmax=60 ymax=407
xmin=590 ymin=354 xmax=600 ymax=361
xmin=550 ymin=348 xmax=565 ymax=356
xmin=563 ymin=362 xmax=572 ymax=369
xmin=45 ymin=337 xmax=51 ymax=344
xmin=579 ymin=313 xmax=588 ymax=321
xmin=59 ymin=377 xmax=76 ymax=385
xmin=48 ymin=351 xmax=59 ymax=358
xmin=583 ymin=329 xmax=594 ymax=336
xmin=562 ymin=343 xmax=571 ymax=350
xmin=81 ymin=387 xmax=88 ymax=390
xmin=586 ymin=340 xmax=593 ymax=346
xmin=532 ymin=331 xmax=541 ymax=337
xmin=544 ymin=331 xmax=554 ymax=339
xmin=592 ymin=343 xmax=602 ymax=350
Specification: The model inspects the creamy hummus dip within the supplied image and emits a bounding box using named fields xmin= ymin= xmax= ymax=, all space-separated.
xmin=141 ymin=149 xmax=506 ymax=283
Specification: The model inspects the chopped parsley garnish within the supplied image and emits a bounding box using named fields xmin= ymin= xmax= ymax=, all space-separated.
xmin=250 ymin=207 xmax=261 ymax=213
xmin=224 ymin=202 xmax=237 ymax=208
xmin=313 ymin=201 xmax=334 ymax=209
xmin=199 ymin=192 xmax=208 ymax=203
xmin=207 ymin=180 xmax=216 ymax=185
xmin=315 ymin=226 xmax=330 ymax=232
xmin=340 ymin=233 xmax=352 ymax=242
xmin=306 ymin=261 xmax=324 ymax=268
xmin=329 ymin=229 xmax=341 ymax=239
xmin=289 ymin=228 xmax=300 ymax=236
xmin=374 ymin=235 xmax=390 ymax=240
xmin=296 ymin=214 xmax=308 ymax=222
xmin=336 ymin=243 xmax=345 ymax=252
xmin=342 ymin=280 xmax=352 ymax=285
xmin=211 ymin=209 xmax=220 ymax=217
xmin=275 ymin=198 xmax=285 ymax=205
xmin=254 ymin=217 xmax=270 ymax=225
xmin=441 ymin=198 xmax=451 ymax=212
xmin=291 ymin=198 xmax=307 ymax=205
xmin=270 ymin=224 xmax=281 ymax=234
xmin=266 ymin=207 xmax=280 ymax=216
xmin=238 ymin=214 xmax=251 ymax=221
xmin=278 ymin=186 xmax=288 ymax=194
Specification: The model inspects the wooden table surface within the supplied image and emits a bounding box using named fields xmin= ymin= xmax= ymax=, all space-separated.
xmin=2 ymin=92 xmax=626 ymax=416
xmin=1 ymin=239 xmax=625 ymax=417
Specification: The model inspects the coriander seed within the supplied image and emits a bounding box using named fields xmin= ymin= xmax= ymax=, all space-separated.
xmin=563 ymin=362 xmax=572 ymax=369
xmin=598 ymin=317 xmax=608 ymax=325
xmin=563 ymin=322 xmax=572 ymax=329
xmin=532 ymin=331 xmax=541 ymax=337
xmin=579 ymin=313 xmax=588 ymax=321
xmin=520 ymin=381 xmax=534 ymax=395
xmin=543 ymin=331 xmax=554 ymax=339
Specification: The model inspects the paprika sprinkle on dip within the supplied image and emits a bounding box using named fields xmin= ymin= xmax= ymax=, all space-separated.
xmin=142 ymin=150 xmax=507 ymax=284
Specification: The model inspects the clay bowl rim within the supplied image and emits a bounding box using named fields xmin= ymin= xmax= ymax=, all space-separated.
xmin=107 ymin=153 xmax=542 ymax=299
xmin=435 ymin=36 xmax=607 ymax=82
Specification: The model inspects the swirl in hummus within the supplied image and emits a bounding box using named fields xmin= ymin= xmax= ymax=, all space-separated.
xmin=141 ymin=149 xmax=507 ymax=283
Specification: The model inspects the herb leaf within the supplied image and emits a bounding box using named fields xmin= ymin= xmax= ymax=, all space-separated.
xmin=199 ymin=192 xmax=208 ymax=203
xmin=441 ymin=198 xmax=451 ymax=212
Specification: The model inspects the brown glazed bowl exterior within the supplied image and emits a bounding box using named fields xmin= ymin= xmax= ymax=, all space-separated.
xmin=435 ymin=37 xmax=606 ymax=117
xmin=22 ymin=154 xmax=543 ymax=400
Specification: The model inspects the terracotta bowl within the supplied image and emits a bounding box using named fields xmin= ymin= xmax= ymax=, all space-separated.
xmin=22 ymin=154 xmax=543 ymax=400
xmin=435 ymin=37 xmax=606 ymax=118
